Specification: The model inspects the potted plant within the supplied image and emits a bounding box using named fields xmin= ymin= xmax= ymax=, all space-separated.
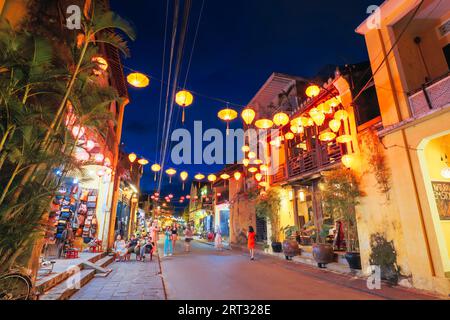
xmin=369 ymin=233 xmax=400 ymax=285
xmin=255 ymin=188 xmax=282 ymax=253
xmin=281 ymin=226 xmax=300 ymax=260
xmin=322 ymin=169 xmax=366 ymax=270
xmin=312 ymin=224 xmax=335 ymax=268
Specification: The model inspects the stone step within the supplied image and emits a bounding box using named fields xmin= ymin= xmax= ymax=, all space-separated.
xmin=36 ymin=252 xmax=106 ymax=296
xmin=39 ymin=269 xmax=96 ymax=300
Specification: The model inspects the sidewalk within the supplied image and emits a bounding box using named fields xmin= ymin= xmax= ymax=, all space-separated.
xmin=70 ymin=254 xmax=166 ymax=300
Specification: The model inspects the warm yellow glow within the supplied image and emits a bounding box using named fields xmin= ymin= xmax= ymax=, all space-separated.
xmin=207 ymin=174 xmax=217 ymax=182
xmin=248 ymin=151 xmax=257 ymax=159
xmin=253 ymin=159 xmax=263 ymax=165
xmin=309 ymin=108 xmax=325 ymax=126
xmin=218 ymin=108 xmax=238 ymax=121
xmin=285 ymin=132 xmax=295 ymax=140
xmin=306 ymin=118 xmax=314 ymax=127
xmin=220 ymin=173 xmax=231 ymax=180
xmin=342 ymin=154 xmax=354 ymax=168
xmin=329 ymin=119 xmax=341 ymax=133
xmin=255 ymin=119 xmax=273 ymax=129
xmin=255 ymin=173 xmax=263 ymax=182
xmin=334 ymin=110 xmax=349 ymax=121
xmin=273 ymin=112 xmax=290 ymax=126
xmin=248 ymin=167 xmax=258 ymax=173
xmin=92 ymin=56 xmax=108 ymax=71
xmin=234 ymin=172 xmax=242 ymax=181
xmin=241 ymin=108 xmax=256 ymax=125
xmin=327 ymin=96 xmax=341 ymax=108
xmin=175 ymin=90 xmax=194 ymax=107
xmin=336 ymin=134 xmax=352 ymax=144
xmin=128 ymin=153 xmax=137 ymax=163
xmin=194 ymin=173 xmax=205 ymax=180
xmin=138 ymin=158 xmax=149 ymax=165
xmin=259 ymin=182 xmax=268 ymax=188
xmin=151 ymin=164 xmax=161 ymax=172
xmin=166 ymin=168 xmax=177 ymax=176
xmin=243 ymin=159 xmax=250 ymax=167
xmin=180 ymin=171 xmax=188 ymax=181
xmin=241 ymin=145 xmax=250 ymax=152
xmin=298 ymin=190 xmax=305 ymax=202
xmin=319 ymin=132 xmax=336 ymax=142
xmin=306 ymin=85 xmax=320 ymax=98
xmin=127 ymin=72 xmax=150 ymax=88
xmin=270 ymin=139 xmax=281 ymax=147
xmin=317 ymin=102 xmax=332 ymax=114
xmin=260 ymin=164 xmax=269 ymax=172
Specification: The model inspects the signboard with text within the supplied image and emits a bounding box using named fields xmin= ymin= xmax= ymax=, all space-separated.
xmin=432 ymin=181 xmax=450 ymax=220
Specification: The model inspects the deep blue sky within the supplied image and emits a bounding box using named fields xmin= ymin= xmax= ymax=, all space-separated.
xmin=110 ymin=0 xmax=383 ymax=197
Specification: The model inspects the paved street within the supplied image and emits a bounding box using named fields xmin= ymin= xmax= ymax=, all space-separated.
xmin=160 ymin=240 xmax=438 ymax=300
xmin=70 ymin=255 xmax=165 ymax=300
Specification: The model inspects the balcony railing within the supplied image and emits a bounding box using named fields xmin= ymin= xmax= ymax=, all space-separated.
xmin=270 ymin=164 xmax=286 ymax=184
xmin=287 ymin=142 xmax=342 ymax=179
xmin=408 ymin=72 xmax=450 ymax=118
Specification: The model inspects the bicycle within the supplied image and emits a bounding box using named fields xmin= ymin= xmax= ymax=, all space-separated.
xmin=0 ymin=269 xmax=33 ymax=300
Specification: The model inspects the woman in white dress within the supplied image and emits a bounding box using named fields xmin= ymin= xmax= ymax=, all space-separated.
xmin=114 ymin=234 xmax=127 ymax=261
xmin=214 ymin=225 xmax=223 ymax=251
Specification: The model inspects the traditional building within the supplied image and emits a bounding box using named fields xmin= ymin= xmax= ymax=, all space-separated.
xmin=356 ymin=0 xmax=450 ymax=294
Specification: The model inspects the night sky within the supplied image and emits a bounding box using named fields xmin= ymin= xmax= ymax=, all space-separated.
xmin=110 ymin=0 xmax=383 ymax=198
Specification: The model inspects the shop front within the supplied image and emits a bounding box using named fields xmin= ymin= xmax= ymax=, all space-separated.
xmin=215 ymin=203 xmax=230 ymax=243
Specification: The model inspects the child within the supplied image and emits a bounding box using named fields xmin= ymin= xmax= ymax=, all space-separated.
xmin=163 ymin=226 xmax=173 ymax=257
xmin=247 ymin=226 xmax=256 ymax=260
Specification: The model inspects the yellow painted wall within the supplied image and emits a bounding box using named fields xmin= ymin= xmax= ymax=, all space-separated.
xmin=0 ymin=0 xmax=29 ymax=28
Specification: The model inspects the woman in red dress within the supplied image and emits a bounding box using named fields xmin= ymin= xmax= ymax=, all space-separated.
xmin=247 ymin=226 xmax=256 ymax=260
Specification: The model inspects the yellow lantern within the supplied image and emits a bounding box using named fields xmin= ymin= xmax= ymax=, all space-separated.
xmin=260 ymin=164 xmax=269 ymax=172
xmin=243 ymin=159 xmax=250 ymax=167
xmin=334 ymin=110 xmax=349 ymax=121
xmin=329 ymin=119 xmax=341 ymax=133
xmin=309 ymin=108 xmax=325 ymax=126
xmin=285 ymin=132 xmax=295 ymax=140
xmin=255 ymin=173 xmax=263 ymax=182
xmin=255 ymin=119 xmax=273 ymax=129
xmin=241 ymin=145 xmax=250 ymax=153
xmin=176 ymin=90 xmax=194 ymax=123
xmin=128 ymin=153 xmax=137 ymax=163
xmin=319 ymin=132 xmax=336 ymax=142
xmin=234 ymin=172 xmax=242 ymax=181
xmin=194 ymin=173 xmax=205 ymax=181
xmin=218 ymin=108 xmax=238 ymax=134
xmin=138 ymin=158 xmax=149 ymax=165
xmin=241 ymin=108 xmax=256 ymax=126
xmin=151 ymin=163 xmax=161 ymax=181
xmin=248 ymin=151 xmax=256 ymax=159
xmin=166 ymin=168 xmax=177 ymax=183
xmin=273 ymin=112 xmax=290 ymax=127
xmin=306 ymin=118 xmax=314 ymax=127
xmin=253 ymin=159 xmax=263 ymax=165
xmin=259 ymin=182 xmax=268 ymax=188
xmin=248 ymin=167 xmax=258 ymax=173
xmin=92 ymin=56 xmax=108 ymax=73
xmin=327 ymin=96 xmax=341 ymax=108
xmin=336 ymin=134 xmax=352 ymax=144
xmin=305 ymin=85 xmax=320 ymax=98
xmin=127 ymin=72 xmax=150 ymax=88
xmin=342 ymin=154 xmax=354 ymax=169
xmin=220 ymin=173 xmax=231 ymax=180
xmin=318 ymin=102 xmax=332 ymax=114
xmin=207 ymin=174 xmax=217 ymax=183
xmin=180 ymin=171 xmax=188 ymax=190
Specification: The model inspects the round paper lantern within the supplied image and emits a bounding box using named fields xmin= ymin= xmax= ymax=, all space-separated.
xmin=218 ymin=108 xmax=238 ymax=133
xmin=334 ymin=110 xmax=349 ymax=121
xmin=208 ymin=174 xmax=217 ymax=182
xmin=241 ymin=108 xmax=256 ymax=125
xmin=72 ymin=126 xmax=85 ymax=138
xmin=336 ymin=134 xmax=352 ymax=144
xmin=285 ymin=132 xmax=295 ymax=140
xmin=259 ymin=182 xmax=268 ymax=188
xmin=127 ymin=72 xmax=150 ymax=88
xmin=95 ymin=153 xmax=105 ymax=163
xmin=151 ymin=164 xmax=161 ymax=172
xmin=180 ymin=171 xmax=188 ymax=181
xmin=138 ymin=158 xmax=149 ymax=165
xmin=327 ymin=96 xmax=341 ymax=108
xmin=241 ymin=145 xmax=250 ymax=152
xmin=128 ymin=153 xmax=137 ymax=163
xmin=319 ymin=132 xmax=336 ymax=142
xmin=220 ymin=173 xmax=230 ymax=180
xmin=273 ymin=112 xmax=290 ymax=127
xmin=243 ymin=159 xmax=250 ymax=167
xmin=318 ymin=102 xmax=332 ymax=114
xmin=342 ymin=154 xmax=354 ymax=169
xmin=92 ymin=56 xmax=108 ymax=71
xmin=175 ymin=90 xmax=194 ymax=107
xmin=309 ymin=108 xmax=325 ymax=126
xmin=329 ymin=119 xmax=341 ymax=133
xmin=255 ymin=119 xmax=273 ymax=129
xmin=305 ymin=85 xmax=320 ymax=98
xmin=248 ymin=151 xmax=257 ymax=159
xmin=255 ymin=173 xmax=263 ymax=182
xmin=248 ymin=167 xmax=258 ymax=173
xmin=234 ymin=172 xmax=242 ymax=181
xmin=260 ymin=164 xmax=269 ymax=172
xmin=195 ymin=173 xmax=205 ymax=181
xmin=253 ymin=159 xmax=263 ymax=165
xmin=166 ymin=168 xmax=177 ymax=183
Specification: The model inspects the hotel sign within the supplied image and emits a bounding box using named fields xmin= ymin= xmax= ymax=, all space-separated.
xmin=432 ymin=181 xmax=450 ymax=220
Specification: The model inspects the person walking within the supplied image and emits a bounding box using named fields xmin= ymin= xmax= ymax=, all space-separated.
xmin=171 ymin=223 xmax=179 ymax=254
xmin=214 ymin=225 xmax=223 ymax=251
xmin=184 ymin=225 xmax=193 ymax=252
xmin=247 ymin=226 xmax=256 ymax=260
xmin=150 ymin=221 xmax=160 ymax=252
xmin=163 ymin=226 xmax=173 ymax=257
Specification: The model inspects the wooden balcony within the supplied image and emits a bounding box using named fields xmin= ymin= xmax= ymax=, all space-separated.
xmin=287 ymin=142 xmax=343 ymax=179
xmin=270 ymin=164 xmax=286 ymax=184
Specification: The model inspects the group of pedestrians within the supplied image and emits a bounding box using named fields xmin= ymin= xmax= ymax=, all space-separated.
xmin=113 ymin=234 xmax=155 ymax=262
xmin=163 ymin=223 xmax=194 ymax=256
